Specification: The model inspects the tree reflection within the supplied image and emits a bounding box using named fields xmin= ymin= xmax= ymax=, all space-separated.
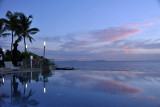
xmin=10 ymin=74 xmax=39 ymax=106
xmin=0 ymin=93 xmax=9 ymax=106
xmin=0 ymin=69 xmax=53 ymax=106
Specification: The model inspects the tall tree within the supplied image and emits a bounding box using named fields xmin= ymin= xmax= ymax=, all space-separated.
xmin=16 ymin=13 xmax=39 ymax=53
xmin=5 ymin=11 xmax=19 ymax=54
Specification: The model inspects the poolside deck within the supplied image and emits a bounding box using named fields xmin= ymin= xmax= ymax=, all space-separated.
xmin=0 ymin=67 xmax=43 ymax=74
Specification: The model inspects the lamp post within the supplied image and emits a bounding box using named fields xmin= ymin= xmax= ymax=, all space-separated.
xmin=30 ymin=56 xmax=33 ymax=69
xmin=43 ymin=42 xmax=46 ymax=58
xmin=25 ymin=44 xmax=28 ymax=68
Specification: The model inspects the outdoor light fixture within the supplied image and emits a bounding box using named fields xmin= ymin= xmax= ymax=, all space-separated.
xmin=26 ymin=45 xmax=28 ymax=49
xmin=44 ymin=41 xmax=46 ymax=46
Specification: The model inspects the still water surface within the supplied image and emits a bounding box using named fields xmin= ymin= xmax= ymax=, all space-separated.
xmin=0 ymin=61 xmax=160 ymax=107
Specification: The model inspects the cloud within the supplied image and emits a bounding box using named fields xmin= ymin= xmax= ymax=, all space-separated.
xmin=124 ymin=49 xmax=132 ymax=53
xmin=59 ymin=26 xmax=142 ymax=52
xmin=131 ymin=23 xmax=153 ymax=28
xmin=0 ymin=39 xmax=10 ymax=49
xmin=39 ymin=23 xmax=144 ymax=49
xmin=39 ymin=39 xmax=160 ymax=61
xmin=91 ymin=27 xmax=142 ymax=43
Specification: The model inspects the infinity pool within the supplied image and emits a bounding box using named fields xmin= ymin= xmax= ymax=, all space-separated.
xmin=1 ymin=70 xmax=160 ymax=107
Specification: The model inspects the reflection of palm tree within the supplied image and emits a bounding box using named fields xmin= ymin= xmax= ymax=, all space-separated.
xmin=0 ymin=93 xmax=9 ymax=106
xmin=15 ymin=13 xmax=39 ymax=53
xmin=11 ymin=89 xmax=39 ymax=106
xmin=10 ymin=75 xmax=39 ymax=106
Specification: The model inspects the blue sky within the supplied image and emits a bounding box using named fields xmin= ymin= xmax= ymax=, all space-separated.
xmin=1 ymin=0 xmax=160 ymax=61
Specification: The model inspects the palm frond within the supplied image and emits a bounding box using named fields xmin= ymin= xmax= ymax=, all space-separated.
xmin=15 ymin=36 xmax=22 ymax=43
xmin=0 ymin=33 xmax=10 ymax=37
xmin=28 ymin=35 xmax=35 ymax=43
xmin=6 ymin=11 xmax=12 ymax=19
xmin=28 ymin=15 xmax=33 ymax=20
xmin=13 ymin=12 xmax=39 ymax=45
xmin=27 ymin=28 xmax=39 ymax=34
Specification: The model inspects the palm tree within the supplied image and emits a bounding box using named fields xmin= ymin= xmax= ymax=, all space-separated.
xmin=0 ymin=19 xmax=10 ymax=37
xmin=16 ymin=13 xmax=39 ymax=53
xmin=5 ymin=11 xmax=19 ymax=54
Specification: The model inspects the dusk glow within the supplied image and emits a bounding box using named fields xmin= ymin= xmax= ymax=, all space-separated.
xmin=1 ymin=0 xmax=160 ymax=61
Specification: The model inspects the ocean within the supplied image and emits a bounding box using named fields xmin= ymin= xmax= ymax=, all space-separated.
xmin=55 ymin=61 xmax=160 ymax=72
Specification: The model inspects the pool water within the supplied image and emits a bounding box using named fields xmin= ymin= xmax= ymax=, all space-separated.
xmin=1 ymin=61 xmax=160 ymax=107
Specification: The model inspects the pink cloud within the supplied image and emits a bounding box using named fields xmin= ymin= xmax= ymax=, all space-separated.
xmin=124 ymin=49 xmax=132 ymax=53
xmin=131 ymin=23 xmax=153 ymax=28
xmin=133 ymin=95 xmax=155 ymax=100
xmin=91 ymin=27 xmax=142 ymax=43
xmin=60 ymin=26 xmax=143 ymax=51
xmin=30 ymin=47 xmax=43 ymax=52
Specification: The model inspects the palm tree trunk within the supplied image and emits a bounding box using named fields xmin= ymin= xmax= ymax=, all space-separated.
xmin=11 ymin=30 xmax=13 ymax=55
xmin=24 ymin=37 xmax=26 ymax=53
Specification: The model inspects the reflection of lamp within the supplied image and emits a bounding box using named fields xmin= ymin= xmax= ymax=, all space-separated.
xmin=44 ymin=87 xmax=46 ymax=93
xmin=43 ymin=41 xmax=46 ymax=58
xmin=25 ymin=83 xmax=27 ymax=89
xmin=2 ymin=78 xmax=4 ymax=83
xmin=44 ymin=77 xmax=46 ymax=94
xmin=26 ymin=45 xmax=28 ymax=51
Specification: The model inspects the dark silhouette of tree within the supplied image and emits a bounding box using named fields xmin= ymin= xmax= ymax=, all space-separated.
xmin=4 ymin=11 xmax=19 ymax=54
xmin=16 ymin=13 xmax=39 ymax=53
xmin=0 ymin=18 xmax=10 ymax=37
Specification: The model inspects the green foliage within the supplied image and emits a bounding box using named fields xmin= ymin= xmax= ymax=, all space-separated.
xmin=2 ymin=50 xmax=12 ymax=61
xmin=3 ymin=54 xmax=12 ymax=61
xmin=23 ymin=51 xmax=39 ymax=59
xmin=0 ymin=18 xmax=10 ymax=37
xmin=2 ymin=49 xmax=39 ymax=61
xmin=0 ymin=48 xmax=4 ymax=55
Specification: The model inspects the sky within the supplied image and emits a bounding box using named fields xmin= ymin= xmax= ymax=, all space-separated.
xmin=1 ymin=0 xmax=160 ymax=61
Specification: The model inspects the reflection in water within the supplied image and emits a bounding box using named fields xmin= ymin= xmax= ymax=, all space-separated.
xmin=52 ymin=71 xmax=144 ymax=97
xmin=25 ymin=83 xmax=28 ymax=89
xmin=2 ymin=78 xmax=4 ymax=83
xmin=52 ymin=71 xmax=160 ymax=101
xmin=1 ymin=70 xmax=160 ymax=106
xmin=44 ymin=87 xmax=46 ymax=94
xmin=0 ymin=93 xmax=9 ymax=106
xmin=0 ymin=70 xmax=53 ymax=106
